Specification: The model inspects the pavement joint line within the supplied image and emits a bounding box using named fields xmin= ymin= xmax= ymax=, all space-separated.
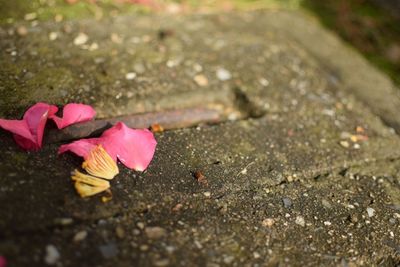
xmin=46 ymin=87 xmax=266 ymax=144
xmin=46 ymin=107 xmax=226 ymax=143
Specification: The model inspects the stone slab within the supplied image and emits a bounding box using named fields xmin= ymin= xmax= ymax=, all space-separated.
xmin=1 ymin=10 xmax=400 ymax=267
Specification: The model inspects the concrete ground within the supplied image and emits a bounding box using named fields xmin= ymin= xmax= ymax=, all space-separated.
xmin=0 ymin=9 xmax=400 ymax=267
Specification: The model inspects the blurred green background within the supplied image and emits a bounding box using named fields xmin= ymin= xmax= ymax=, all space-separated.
xmin=1 ymin=0 xmax=399 ymax=85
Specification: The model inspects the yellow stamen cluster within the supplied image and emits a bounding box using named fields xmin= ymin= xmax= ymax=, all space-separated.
xmin=82 ymin=145 xmax=119 ymax=179
xmin=71 ymin=145 xmax=119 ymax=198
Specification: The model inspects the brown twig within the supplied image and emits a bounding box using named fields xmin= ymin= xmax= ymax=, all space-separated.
xmin=46 ymin=107 xmax=224 ymax=143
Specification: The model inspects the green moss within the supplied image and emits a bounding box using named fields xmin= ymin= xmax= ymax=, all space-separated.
xmin=10 ymin=152 xmax=29 ymax=165
xmin=302 ymin=0 xmax=400 ymax=86
xmin=0 ymin=0 xmax=152 ymax=24
xmin=0 ymin=0 xmax=304 ymax=24
xmin=0 ymin=61 xmax=75 ymax=117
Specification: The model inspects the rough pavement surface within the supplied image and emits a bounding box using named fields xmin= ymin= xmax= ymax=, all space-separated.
xmin=1 ymin=10 xmax=400 ymax=266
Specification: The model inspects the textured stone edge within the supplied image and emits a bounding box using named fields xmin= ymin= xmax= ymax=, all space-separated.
xmin=266 ymin=10 xmax=400 ymax=134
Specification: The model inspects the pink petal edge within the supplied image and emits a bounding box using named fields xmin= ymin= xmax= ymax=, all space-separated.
xmin=102 ymin=122 xmax=157 ymax=171
xmin=59 ymin=122 xmax=157 ymax=171
xmin=23 ymin=103 xmax=58 ymax=147
xmin=0 ymin=103 xmax=58 ymax=150
xmin=0 ymin=255 xmax=6 ymax=267
xmin=0 ymin=119 xmax=35 ymax=143
xmin=58 ymin=138 xmax=100 ymax=159
xmin=50 ymin=103 xmax=96 ymax=129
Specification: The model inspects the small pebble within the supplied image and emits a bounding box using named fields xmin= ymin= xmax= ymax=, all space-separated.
xmin=44 ymin=245 xmax=60 ymax=265
xmin=153 ymin=259 xmax=170 ymax=267
xmin=17 ymin=26 xmax=28 ymax=36
xmin=203 ymin=191 xmax=211 ymax=197
xmin=166 ymin=59 xmax=179 ymax=68
xmin=366 ymin=207 xmax=375 ymax=217
xmin=193 ymin=63 xmax=203 ymax=72
xmin=24 ymin=13 xmax=37 ymax=21
xmin=295 ymin=216 xmax=305 ymax=227
xmin=142 ymin=35 xmax=151 ymax=42
xmin=49 ymin=32 xmax=58 ymax=41
xmin=172 ymin=203 xmax=183 ymax=212
xmin=115 ymin=226 xmax=125 ymax=239
xmin=262 ymin=218 xmax=274 ymax=227
xmin=216 ymin=68 xmax=232 ymax=81
xmin=321 ymin=199 xmax=332 ymax=209
xmin=194 ymin=74 xmax=208 ymax=86
xmin=125 ymin=72 xmax=137 ymax=80
xmin=59 ymin=90 xmax=68 ymax=98
xmin=54 ymin=217 xmax=73 ymax=225
xmin=194 ymin=240 xmax=203 ymax=249
xmin=340 ymin=140 xmax=350 ymax=148
xmin=133 ymin=63 xmax=146 ymax=74
xmin=259 ymin=78 xmax=269 ymax=86
xmin=145 ymin=227 xmax=166 ymax=240
xmin=74 ymin=33 xmax=89 ymax=46
xmin=165 ymin=246 xmax=175 ymax=254
xmin=340 ymin=132 xmax=351 ymax=139
xmin=324 ymin=221 xmax=332 ymax=226
xmin=137 ymin=222 xmax=145 ymax=229
xmin=140 ymin=244 xmax=149 ymax=251
xmin=322 ymin=109 xmax=335 ymax=116
xmin=73 ymin=230 xmax=88 ymax=242
xmin=253 ymin=252 xmax=261 ymax=259
xmin=99 ymin=243 xmax=118 ymax=259
xmin=132 ymin=229 xmax=140 ymax=235
xmin=110 ymin=33 xmax=123 ymax=44
xmin=54 ymin=14 xmax=63 ymax=22
xmin=223 ymin=255 xmax=235 ymax=264
xmin=282 ymin=197 xmax=292 ymax=208
xmin=349 ymin=214 xmax=358 ymax=223
xmin=63 ymin=24 xmax=72 ymax=34
xmin=88 ymin=42 xmax=99 ymax=51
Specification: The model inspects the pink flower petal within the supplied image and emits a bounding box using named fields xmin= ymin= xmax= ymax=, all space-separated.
xmin=0 ymin=256 xmax=6 ymax=267
xmin=13 ymin=133 xmax=40 ymax=151
xmin=59 ymin=122 xmax=157 ymax=171
xmin=0 ymin=119 xmax=35 ymax=143
xmin=50 ymin=103 xmax=96 ymax=129
xmin=101 ymin=122 xmax=157 ymax=171
xmin=0 ymin=103 xmax=58 ymax=150
xmin=23 ymin=103 xmax=58 ymax=147
xmin=58 ymin=138 xmax=100 ymax=159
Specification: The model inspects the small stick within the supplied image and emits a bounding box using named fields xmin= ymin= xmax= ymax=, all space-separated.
xmin=46 ymin=107 xmax=224 ymax=143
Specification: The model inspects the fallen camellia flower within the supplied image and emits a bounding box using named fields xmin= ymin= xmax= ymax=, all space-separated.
xmin=59 ymin=122 xmax=157 ymax=197
xmin=0 ymin=102 xmax=96 ymax=150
